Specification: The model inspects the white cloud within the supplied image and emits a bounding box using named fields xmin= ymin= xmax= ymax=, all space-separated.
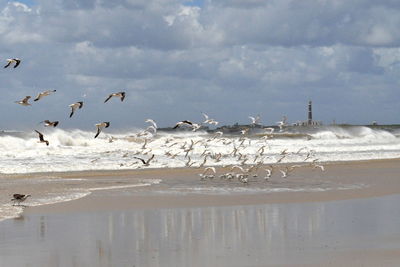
xmin=364 ymin=25 xmax=394 ymax=46
xmin=0 ymin=0 xmax=398 ymax=129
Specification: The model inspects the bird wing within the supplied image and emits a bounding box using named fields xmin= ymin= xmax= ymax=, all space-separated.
xmin=35 ymin=130 xmax=44 ymax=141
xmin=94 ymin=127 xmax=101 ymax=138
xmin=4 ymin=61 xmax=11 ymax=68
xmin=104 ymin=94 xmax=113 ymax=103
xmin=120 ymin=92 xmax=125 ymax=101
xmin=14 ymin=59 xmax=21 ymax=68
xmin=146 ymin=154 xmax=155 ymax=164
xmin=133 ymin=157 xmax=146 ymax=164
xmin=146 ymin=119 xmax=157 ymax=128
xmin=182 ymin=120 xmax=193 ymax=125
xmin=23 ymin=96 xmax=31 ymax=103
xmin=34 ymin=93 xmax=42 ymax=101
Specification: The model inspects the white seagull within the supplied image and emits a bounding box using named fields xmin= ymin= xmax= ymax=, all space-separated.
xmin=249 ymin=115 xmax=261 ymax=125
xmin=202 ymin=112 xmax=219 ymax=125
xmin=15 ymin=96 xmax=31 ymax=106
xmin=277 ymin=116 xmax=288 ymax=131
xmin=145 ymin=119 xmax=157 ymax=129
xmin=279 ymin=169 xmax=288 ymax=178
xmin=312 ymin=163 xmax=325 ymax=171
xmin=69 ymin=101 xmax=84 ymax=118
xmin=94 ymin=122 xmax=110 ymax=138
xmin=264 ymin=168 xmax=272 ymax=180
xmin=34 ymin=90 xmax=56 ymax=101
xmin=104 ymin=91 xmax=126 ymax=103
xmin=4 ymin=58 xmax=21 ymax=68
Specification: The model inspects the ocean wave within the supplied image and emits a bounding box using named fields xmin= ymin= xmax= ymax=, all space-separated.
xmin=0 ymin=126 xmax=399 ymax=174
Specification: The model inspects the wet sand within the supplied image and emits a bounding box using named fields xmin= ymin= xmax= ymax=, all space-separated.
xmin=2 ymin=159 xmax=400 ymax=266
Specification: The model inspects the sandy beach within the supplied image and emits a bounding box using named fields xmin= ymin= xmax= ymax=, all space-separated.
xmin=1 ymin=159 xmax=400 ymax=266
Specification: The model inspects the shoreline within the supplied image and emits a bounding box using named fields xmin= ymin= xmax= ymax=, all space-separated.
xmin=1 ymin=156 xmax=397 ymax=177
xmin=3 ymin=156 xmax=400 ymax=178
xmin=22 ymin=157 xmax=400 ymax=214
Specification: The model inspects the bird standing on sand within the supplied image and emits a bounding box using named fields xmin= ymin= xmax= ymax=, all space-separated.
xmin=15 ymin=96 xmax=31 ymax=106
xmin=11 ymin=194 xmax=31 ymax=206
xmin=94 ymin=122 xmax=110 ymax=138
xmin=34 ymin=90 xmax=56 ymax=101
xmin=104 ymin=92 xmax=126 ymax=103
xmin=4 ymin=58 xmax=21 ymax=68
xmin=69 ymin=101 xmax=83 ymax=118
xmin=35 ymin=130 xmax=49 ymax=145
xmin=41 ymin=120 xmax=59 ymax=127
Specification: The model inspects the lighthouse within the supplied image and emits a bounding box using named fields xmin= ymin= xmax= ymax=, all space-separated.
xmin=294 ymin=100 xmax=322 ymax=126
xmin=308 ymin=100 xmax=312 ymax=125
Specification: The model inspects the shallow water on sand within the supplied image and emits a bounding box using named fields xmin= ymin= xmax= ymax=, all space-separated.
xmin=1 ymin=194 xmax=400 ymax=266
xmin=0 ymin=174 xmax=162 ymax=221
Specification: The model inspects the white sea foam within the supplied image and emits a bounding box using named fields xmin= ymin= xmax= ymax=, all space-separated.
xmin=0 ymin=126 xmax=399 ymax=174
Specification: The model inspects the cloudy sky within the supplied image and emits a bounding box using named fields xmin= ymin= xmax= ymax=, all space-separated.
xmin=1 ymin=0 xmax=399 ymax=130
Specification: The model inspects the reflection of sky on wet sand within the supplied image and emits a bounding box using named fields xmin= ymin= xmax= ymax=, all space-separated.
xmin=1 ymin=195 xmax=400 ymax=266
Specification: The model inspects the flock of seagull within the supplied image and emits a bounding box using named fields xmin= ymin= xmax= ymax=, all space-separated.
xmin=7 ymin=58 xmax=325 ymax=206
xmin=8 ymin=58 xmax=128 ymax=205
xmin=110 ymin=111 xmax=325 ymax=186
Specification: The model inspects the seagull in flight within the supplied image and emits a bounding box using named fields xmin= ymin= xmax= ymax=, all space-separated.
xmin=15 ymin=96 xmax=31 ymax=106
xmin=173 ymin=120 xmax=194 ymax=129
xmin=11 ymin=194 xmax=31 ymax=206
xmin=34 ymin=130 xmax=49 ymax=146
xmin=133 ymin=154 xmax=155 ymax=166
xmin=312 ymin=163 xmax=325 ymax=171
xmin=249 ymin=115 xmax=261 ymax=125
xmin=104 ymin=92 xmax=126 ymax=103
xmin=277 ymin=116 xmax=288 ymax=131
xmin=145 ymin=119 xmax=157 ymax=129
xmin=279 ymin=169 xmax=288 ymax=178
xmin=69 ymin=101 xmax=83 ymax=118
xmin=41 ymin=120 xmax=59 ymax=127
xmin=201 ymin=112 xmax=219 ymax=125
xmin=94 ymin=122 xmax=110 ymax=138
xmin=4 ymin=58 xmax=21 ymax=68
xmin=34 ymin=90 xmax=56 ymax=101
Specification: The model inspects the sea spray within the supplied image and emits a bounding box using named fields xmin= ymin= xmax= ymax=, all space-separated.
xmin=0 ymin=126 xmax=399 ymax=174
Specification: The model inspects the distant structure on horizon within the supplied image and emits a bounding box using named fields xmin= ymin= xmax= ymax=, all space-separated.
xmin=294 ymin=100 xmax=322 ymax=126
